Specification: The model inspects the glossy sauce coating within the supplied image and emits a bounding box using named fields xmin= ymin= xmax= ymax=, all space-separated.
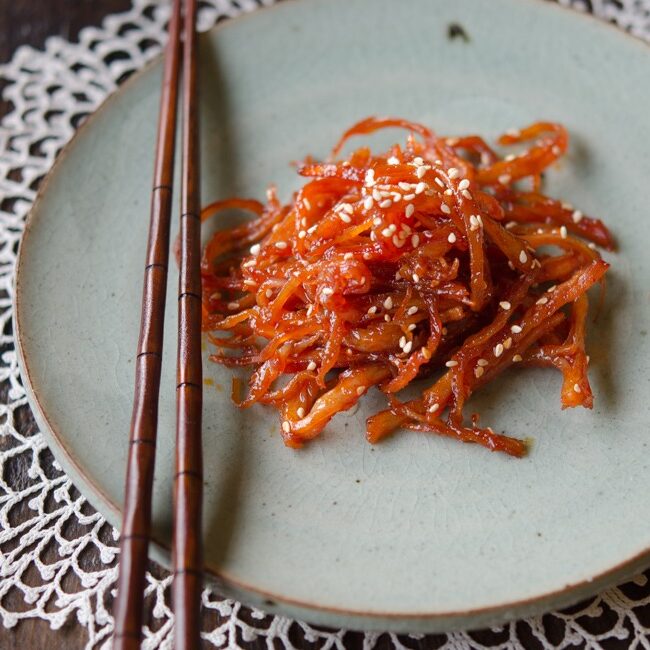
xmin=198 ymin=117 xmax=612 ymax=457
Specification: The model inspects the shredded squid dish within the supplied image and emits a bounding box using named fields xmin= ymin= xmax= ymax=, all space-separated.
xmin=199 ymin=117 xmax=613 ymax=457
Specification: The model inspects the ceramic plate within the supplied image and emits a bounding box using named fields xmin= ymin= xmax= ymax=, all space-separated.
xmin=14 ymin=0 xmax=650 ymax=633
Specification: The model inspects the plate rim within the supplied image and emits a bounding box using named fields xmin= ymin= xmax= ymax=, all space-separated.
xmin=12 ymin=0 xmax=650 ymax=632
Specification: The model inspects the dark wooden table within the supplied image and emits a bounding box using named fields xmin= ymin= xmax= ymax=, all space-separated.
xmin=0 ymin=3 xmax=130 ymax=648
xmin=2 ymin=1 xmax=648 ymax=648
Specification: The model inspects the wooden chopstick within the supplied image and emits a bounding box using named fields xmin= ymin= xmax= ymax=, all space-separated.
xmin=172 ymin=0 xmax=204 ymax=646
xmin=113 ymin=0 xmax=183 ymax=647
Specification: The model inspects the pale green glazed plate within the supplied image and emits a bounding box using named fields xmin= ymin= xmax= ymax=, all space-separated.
xmin=14 ymin=0 xmax=650 ymax=633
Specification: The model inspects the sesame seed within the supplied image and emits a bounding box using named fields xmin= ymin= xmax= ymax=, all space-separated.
xmin=356 ymin=386 xmax=365 ymax=395
xmin=340 ymin=213 xmax=352 ymax=223
xmin=250 ymin=243 xmax=261 ymax=256
xmin=494 ymin=343 xmax=504 ymax=357
xmin=384 ymin=314 xmax=391 ymax=322
xmin=392 ymin=235 xmax=405 ymax=248
xmin=407 ymin=306 xmax=418 ymax=315
xmin=403 ymin=341 xmax=413 ymax=354
xmin=307 ymin=361 xmax=317 ymax=371
xmin=462 ymin=190 xmax=473 ymax=200
xmin=536 ymin=296 xmax=548 ymax=305
xmin=442 ymin=327 xmax=448 ymax=335
xmin=511 ymin=325 xmax=522 ymax=333
xmin=341 ymin=202 xmax=353 ymax=214
xmin=428 ymin=403 xmax=439 ymax=413
xmin=395 ymin=271 xmax=401 ymax=280
xmin=367 ymin=305 xmax=378 ymax=315
xmin=306 ymin=305 xmax=314 ymax=317
xmin=397 ymin=182 xmax=411 ymax=191
xmin=303 ymin=198 xmax=311 ymax=210
xmin=445 ymin=360 xmax=458 ymax=367
xmin=265 ymin=289 xmax=273 ymax=298
xmin=448 ymin=232 xmax=457 ymax=244
xmin=519 ymin=250 xmax=528 ymax=264
xmin=381 ymin=227 xmax=392 ymax=237
xmin=387 ymin=156 xmax=400 ymax=165
xmin=404 ymin=193 xmax=416 ymax=200
xmin=343 ymin=252 xmax=353 ymax=260
xmin=513 ymin=354 xmax=523 ymax=362
xmin=547 ymin=285 xmax=557 ymax=293
xmin=407 ymin=323 xmax=416 ymax=331
xmin=469 ymin=215 xmax=480 ymax=231
xmin=411 ymin=234 xmax=420 ymax=248
xmin=227 ymin=302 xmax=239 ymax=310
xmin=389 ymin=224 xmax=397 ymax=233
xmin=210 ymin=291 xmax=222 ymax=300
xmin=364 ymin=196 xmax=374 ymax=210
xmin=379 ymin=190 xmax=391 ymax=198
xmin=365 ymin=169 xmax=375 ymax=186
xmin=282 ymin=421 xmax=291 ymax=433
xmin=415 ymin=165 xmax=427 ymax=179
xmin=421 ymin=347 xmax=431 ymax=360
xmin=588 ymin=242 xmax=597 ymax=250
xmin=322 ymin=287 xmax=334 ymax=296
xmin=412 ymin=273 xmax=420 ymax=283
xmin=444 ymin=189 xmax=453 ymax=197
xmin=505 ymin=221 xmax=517 ymax=229
xmin=503 ymin=337 xmax=512 ymax=350
xmin=392 ymin=193 xmax=403 ymax=202
xmin=405 ymin=203 xmax=415 ymax=218
xmin=373 ymin=217 xmax=382 ymax=226
xmin=242 ymin=260 xmax=256 ymax=268
xmin=441 ymin=203 xmax=451 ymax=215
xmin=474 ymin=366 xmax=485 ymax=379
xmin=275 ymin=241 xmax=288 ymax=249
xmin=507 ymin=261 xmax=515 ymax=270
xmin=498 ymin=174 xmax=512 ymax=185
xmin=379 ymin=199 xmax=393 ymax=209
xmin=448 ymin=168 xmax=460 ymax=179
xmin=372 ymin=188 xmax=382 ymax=201
xmin=532 ymin=259 xmax=542 ymax=268
xmin=415 ymin=182 xmax=427 ymax=195
xmin=301 ymin=217 xmax=307 ymax=227
xmin=307 ymin=225 xmax=317 ymax=234
xmin=297 ymin=407 xmax=305 ymax=418
xmin=434 ymin=177 xmax=445 ymax=188
xmin=499 ymin=301 xmax=511 ymax=310
xmin=458 ymin=179 xmax=470 ymax=191
xmin=298 ymin=230 xmax=307 ymax=239
xmin=572 ymin=210 xmax=583 ymax=223
xmin=560 ymin=225 xmax=567 ymax=239
xmin=383 ymin=297 xmax=393 ymax=310
xmin=505 ymin=154 xmax=517 ymax=162
xmin=573 ymin=383 xmax=581 ymax=393
xmin=477 ymin=358 xmax=488 ymax=367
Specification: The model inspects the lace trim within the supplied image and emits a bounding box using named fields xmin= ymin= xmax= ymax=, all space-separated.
xmin=1 ymin=0 xmax=649 ymax=647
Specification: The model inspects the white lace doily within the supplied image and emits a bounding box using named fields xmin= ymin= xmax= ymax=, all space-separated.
xmin=1 ymin=1 xmax=650 ymax=648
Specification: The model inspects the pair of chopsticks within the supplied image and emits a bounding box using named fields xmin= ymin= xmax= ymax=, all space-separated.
xmin=113 ymin=0 xmax=203 ymax=647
